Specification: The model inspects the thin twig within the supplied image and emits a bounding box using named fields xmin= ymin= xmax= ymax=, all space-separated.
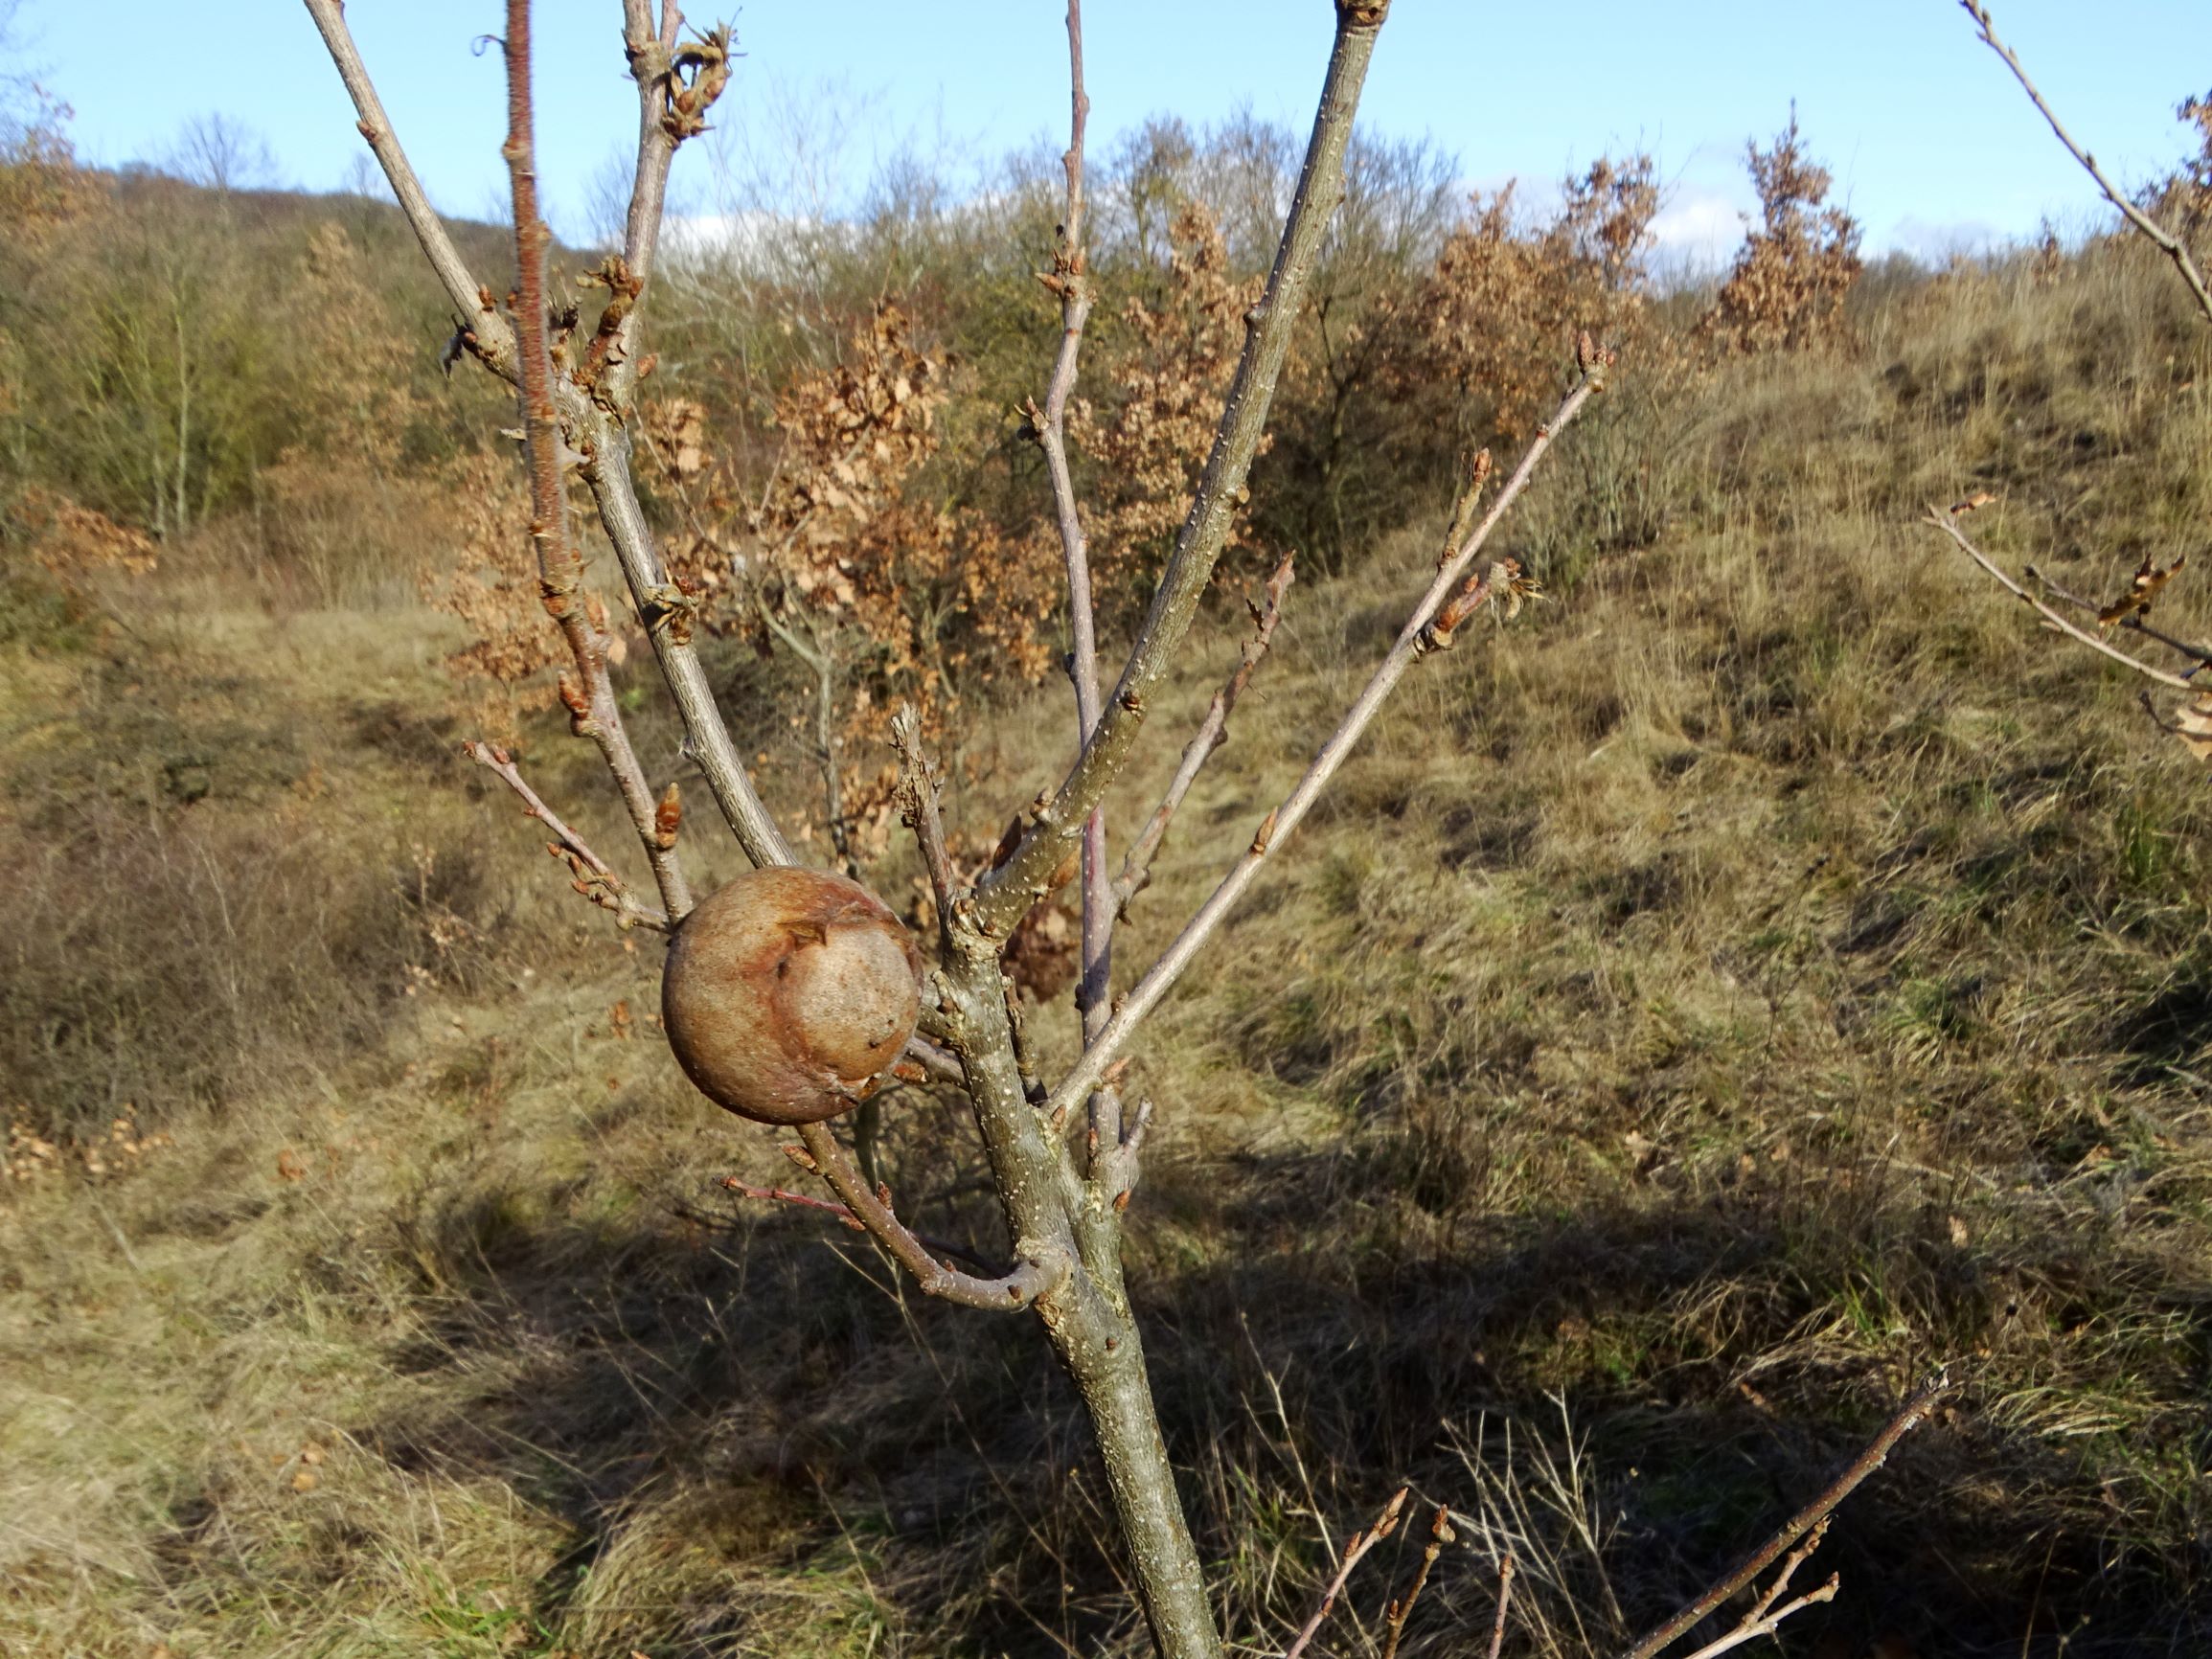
xmin=1094 ymin=1095 xmax=1153 ymax=1213
xmin=1380 ymin=1505 xmax=1454 ymax=1659
xmin=719 ymin=1177 xmax=1003 ymax=1273
xmin=1675 ymin=1578 xmax=1838 ymax=1659
xmin=1115 ymin=550 xmax=1296 ymax=913
xmin=891 ymin=704 xmax=959 ymax=920
xmin=498 ymin=0 xmax=694 ymax=923
xmin=301 ymin=0 xmax=517 ymax=378
xmin=1282 ymin=1487 xmax=1409 ymax=1659
xmin=793 ymin=1121 xmax=1068 ymax=1312
xmin=2023 ymin=562 xmax=2212 ymax=674
xmin=603 ymin=0 xmax=697 ymax=409
xmin=1743 ymin=1516 xmax=1831 ymax=1625
xmin=1612 ymin=1374 xmax=1952 ymax=1659
xmin=1926 ymin=509 xmax=2196 ymax=688
xmin=1484 ymin=1554 xmax=1516 ymax=1659
xmin=1027 ymin=0 xmax=1124 ymax=1169
xmin=313 ymin=0 xmax=792 ymax=875
xmin=465 ymin=740 xmax=672 ymax=931
xmin=1042 ymin=366 xmax=1604 ymax=1124
xmin=1959 ymin=1 xmax=2212 ymax=325
xmin=970 ymin=0 xmax=1392 ymax=941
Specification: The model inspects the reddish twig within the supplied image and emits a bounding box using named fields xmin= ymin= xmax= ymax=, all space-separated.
xmin=792 ymin=1122 xmax=1068 ymax=1312
xmin=497 ymin=1 xmax=695 ymax=924
xmin=465 ymin=740 xmax=671 ymax=931
xmin=721 ymin=1176 xmax=1002 ymax=1273
xmin=1613 ymin=1374 xmax=1951 ymax=1659
xmin=1043 ymin=363 xmax=1607 ymax=1124
xmin=1115 ymin=550 xmax=1297 ymax=914
xmin=1380 ymin=1504 xmax=1455 ymax=1659
xmin=1283 ymin=1486 xmax=1409 ymax=1659
xmin=1484 ymin=1553 xmax=1516 ymax=1659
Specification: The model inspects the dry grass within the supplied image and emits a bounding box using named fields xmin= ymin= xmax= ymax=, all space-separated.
xmin=5 ymin=239 xmax=2212 ymax=1658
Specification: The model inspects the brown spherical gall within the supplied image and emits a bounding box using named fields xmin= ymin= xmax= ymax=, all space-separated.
xmin=662 ymin=867 xmax=924 ymax=1125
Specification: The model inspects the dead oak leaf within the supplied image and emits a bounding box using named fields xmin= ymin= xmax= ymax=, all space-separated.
xmin=2098 ymin=553 xmax=2185 ymax=626
xmin=2172 ymin=693 xmax=2212 ymax=762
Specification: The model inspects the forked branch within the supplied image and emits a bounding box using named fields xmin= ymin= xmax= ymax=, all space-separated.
xmin=496 ymin=0 xmax=694 ymax=923
xmin=1281 ymin=1486 xmax=1409 ymax=1659
xmin=1925 ymin=507 xmax=2196 ymax=689
xmin=1959 ymin=1 xmax=2212 ymax=325
xmin=465 ymin=740 xmax=673 ymax=931
xmin=2025 ymin=563 xmax=2212 ymax=673
xmin=972 ymin=0 xmax=1393 ymax=940
xmin=308 ymin=0 xmax=792 ymax=876
xmin=1612 ymin=1374 xmax=1951 ymax=1659
xmin=1043 ymin=363 xmax=1607 ymax=1124
xmin=792 ymin=1122 xmax=1068 ymax=1311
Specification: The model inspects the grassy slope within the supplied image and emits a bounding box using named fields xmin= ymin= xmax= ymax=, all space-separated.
xmin=4 ymin=248 xmax=2212 ymax=1658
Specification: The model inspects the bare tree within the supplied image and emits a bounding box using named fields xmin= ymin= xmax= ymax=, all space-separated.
xmin=305 ymin=4 xmax=1939 ymax=1653
xmin=169 ymin=112 xmax=279 ymax=195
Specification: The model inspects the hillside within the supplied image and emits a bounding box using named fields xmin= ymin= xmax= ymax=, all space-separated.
xmin=4 ymin=139 xmax=2212 ymax=1657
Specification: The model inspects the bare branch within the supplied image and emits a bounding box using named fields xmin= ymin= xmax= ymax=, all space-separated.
xmin=1043 ymin=366 xmax=1605 ymax=1125
xmin=1960 ymin=2 xmax=2212 ymax=326
xmin=312 ymin=0 xmax=788 ymax=875
xmin=1484 ymin=1554 xmax=1516 ymax=1659
xmin=1022 ymin=0 xmax=1126 ymax=1168
xmin=301 ymin=0 xmax=516 ymax=378
xmin=584 ymin=445 xmax=797 ymax=869
xmin=793 ymin=1122 xmax=1068 ymax=1311
xmin=1613 ymin=1373 xmax=1951 ymax=1659
xmin=1282 ymin=1486 xmax=1408 ymax=1659
xmin=497 ymin=1 xmax=694 ymax=924
xmin=896 ymin=1035 xmax=967 ymax=1086
xmin=1116 ymin=551 xmax=1296 ymax=913
xmin=1925 ymin=508 xmax=2197 ymax=689
xmin=1093 ymin=1094 xmax=1153 ymax=1213
xmin=971 ymin=0 xmax=1393 ymax=940
xmin=1676 ymin=1577 xmax=1838 ymax=1659
xmin=604 ymin=6 xmax=735 ymax=409
xmin=891 ymin=703 xmax=959 ymax=921
xmin=1380 ymin=1504 xmax=1455 ymax=1659
xmin=465 ymin=740 xmax=672 ymax=931
xmin=1741 ymin=1516 xmax=1831 ymax=1626
xmin=2024 ymin=562 xmax=2212 ymax=673
xmin=720 ymin=1175 xmax=1004 ymax=1273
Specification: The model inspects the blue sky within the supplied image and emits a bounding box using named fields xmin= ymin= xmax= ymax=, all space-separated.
xmin=13 ymin=1 xmax=2211 ymax=264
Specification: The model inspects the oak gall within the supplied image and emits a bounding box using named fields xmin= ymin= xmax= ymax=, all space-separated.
xmin=662 ymin=868 xmax=924 ymax=1125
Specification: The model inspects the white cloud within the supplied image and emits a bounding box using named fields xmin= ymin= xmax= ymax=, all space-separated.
xmin=1648 ymin=188 xmax=1746 ymax=277
xmin=1880 ymin=214 xmax=2004 ymax=263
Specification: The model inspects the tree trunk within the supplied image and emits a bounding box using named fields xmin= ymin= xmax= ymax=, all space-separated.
xmin=1045 ymin=1267 xmax=1221 ymax=1659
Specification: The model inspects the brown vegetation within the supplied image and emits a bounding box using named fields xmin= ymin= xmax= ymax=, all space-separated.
xmin=4 ymin=55 xmax=2212 ymax=1659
